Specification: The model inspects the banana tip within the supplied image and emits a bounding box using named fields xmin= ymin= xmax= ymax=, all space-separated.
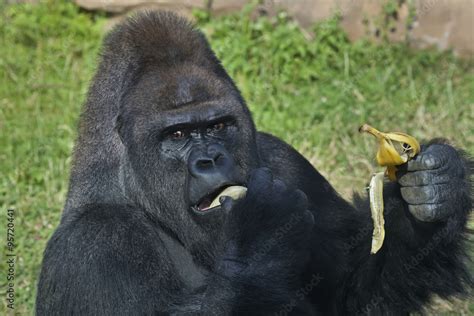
xmin=359 ymin=124 xmax=371 ymax=133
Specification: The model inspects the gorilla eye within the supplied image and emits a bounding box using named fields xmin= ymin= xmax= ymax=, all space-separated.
xmin=171 ymin=130 xmax=186 ymax=139
xmin=213 ymin=122 xmax=226 ymax=131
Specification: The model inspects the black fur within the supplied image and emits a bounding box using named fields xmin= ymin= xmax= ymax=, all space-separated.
xmin=36 ymin=11 xmax=472 ymax=315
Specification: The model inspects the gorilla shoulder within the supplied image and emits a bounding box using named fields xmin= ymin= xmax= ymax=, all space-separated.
xmin=47 ymin=204 xmax=162 ymax=262
xmin=37 ymin=204 xmax=167 ymax=314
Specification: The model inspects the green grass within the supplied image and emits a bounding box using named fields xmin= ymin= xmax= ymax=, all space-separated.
xmin=0 ymin=1 xmax=472 ymax=314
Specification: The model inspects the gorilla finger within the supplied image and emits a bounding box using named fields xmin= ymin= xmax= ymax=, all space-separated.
xmin=395 ymin=163 xmax=408 ymax=179
xmin=272 ymin=179 xmax=287 ymax=196
xmin=398 ymin=170 xmax=450 ymax=187
xmin=304 ymin=210 xmax=315 ymax=226
xmin=248 ymin=168 xmax=273 ymax=192
xmin=407 ymin=152 xmax=443 ymax=172
xmin=220 ymin=196 xmax=235 ymax=212
xmin=400 ymin=184 xmax=450 ymax=205
xmin=424 ymin=143 xmax=458 ymax=157
xmin=408 ymin=202 xmax=451 ymax=222
xmin=289 ymin=189 xmax=309 ymax=211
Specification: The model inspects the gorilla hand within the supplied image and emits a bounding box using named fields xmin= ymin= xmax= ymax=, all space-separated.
xmin=218 ymin=168 xmax=314 ymax=280
xmin=397 ymin=142 xmax=470 ymax=222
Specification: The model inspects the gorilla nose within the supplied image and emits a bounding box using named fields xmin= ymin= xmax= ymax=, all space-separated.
xmin=196 ymin=152 xmax=222 ymax=169
xmin=188 ymin=144 xmax=232 ymax=177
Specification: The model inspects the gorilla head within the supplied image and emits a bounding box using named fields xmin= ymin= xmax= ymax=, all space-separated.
xmin=67 ymin=12 xmax=259 ymax=258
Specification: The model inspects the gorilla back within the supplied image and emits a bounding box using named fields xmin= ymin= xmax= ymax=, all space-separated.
xmin=37 ymin=11 xmax=472 ymax=316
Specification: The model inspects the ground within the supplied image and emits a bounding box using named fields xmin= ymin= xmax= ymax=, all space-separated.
xmin=0 ymin=1 xmax=472 ymax=314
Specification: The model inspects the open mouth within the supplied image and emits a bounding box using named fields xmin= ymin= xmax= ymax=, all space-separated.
xmin=192 ymin=184 xmax=248 ymax=213
xmin=192 ymin=185 xmax=233 ymax=213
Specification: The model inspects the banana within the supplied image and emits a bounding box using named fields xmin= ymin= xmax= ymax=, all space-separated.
xmin=209 ymin=186 xmax=247 ymax=209
xmin=369 ymin=172 xmax=386 ymax=254
xmin=359 ymin=124 xmax=420 ymax=180
xmin=359 ymin=124 xmax=420 ymax=254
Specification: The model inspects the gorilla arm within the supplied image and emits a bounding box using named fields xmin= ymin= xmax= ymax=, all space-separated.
xmin=172 ymin=168 xmax=315 ymax=315
xmin=256 ymin=133 xmax=472 ymax=314
xmin=344 ymin=140 xmax=472 ymax=313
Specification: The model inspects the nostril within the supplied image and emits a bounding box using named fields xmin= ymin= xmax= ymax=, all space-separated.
xmin=196 ymin=158 xmax=214 ymax=169
xmin=214 ymin=152 xmax=224 ymax=162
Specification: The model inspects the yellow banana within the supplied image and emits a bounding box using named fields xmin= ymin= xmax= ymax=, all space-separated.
xmin=359 ymin=124 xmax=420 ymax=254
xmin=359 ymin=124 xmax=420 ymax=180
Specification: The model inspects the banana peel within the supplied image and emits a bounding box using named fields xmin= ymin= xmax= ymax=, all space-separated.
xmin=368 ymin=172 xmax=385 ymax=254
xmin=359 ymin=124 xmax=420 ymax=254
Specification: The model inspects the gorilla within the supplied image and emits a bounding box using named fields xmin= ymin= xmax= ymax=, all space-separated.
xmin=36 ymin=11 xmax=472 ymax=315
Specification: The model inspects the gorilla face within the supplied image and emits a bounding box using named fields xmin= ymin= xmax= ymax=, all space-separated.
xmin=117 ymin=64 xmax=259 ymax=247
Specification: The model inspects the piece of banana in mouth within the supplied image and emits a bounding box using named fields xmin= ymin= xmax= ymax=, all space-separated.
xmin=209 ymin=185 xmax=247 ymax=209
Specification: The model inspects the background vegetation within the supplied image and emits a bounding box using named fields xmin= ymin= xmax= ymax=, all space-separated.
xmin=0 ymin=1 xmax=472 ymax=314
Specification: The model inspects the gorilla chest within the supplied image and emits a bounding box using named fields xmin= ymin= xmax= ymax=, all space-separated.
xmin=158 ymin=229 xmax=207 ymax=290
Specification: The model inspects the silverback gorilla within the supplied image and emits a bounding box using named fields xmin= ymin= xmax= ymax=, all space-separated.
xmin=36 ymin=11 xmax=472 ymax=315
